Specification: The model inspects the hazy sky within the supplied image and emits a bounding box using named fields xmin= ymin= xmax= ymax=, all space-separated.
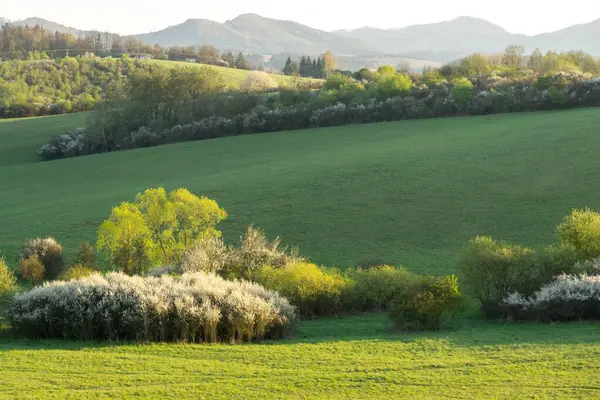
xmin=4 ymin=0 xmax=600 ymax=35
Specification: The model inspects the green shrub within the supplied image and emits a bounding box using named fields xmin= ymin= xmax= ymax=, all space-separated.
xmin=531 ymin=243 xmax=589 ymax=282
xmin=19 ymin=255 xmax=45 ymax=287
xmin=0 ymin=258 xmax=16 ymax=295
xmin=59 ymin=264 xmax=97 ymax=281
xmin=323 ymin=73 xmax=364 ymax=92
xmin=375 ymin=73 xmax=412 ymax=98
xmin=389 ymin=275 xmax=466 ymax=331
xmin=344 ymin=266 xmax=415 ymax=312
xmin=451 ymin=77 xmax=474 ymax=107
xmin=255 ymin=263 xmax=348 ymax=318
xmin=458 ymin=236 xmax=538 ymax=306
xmin=21 ymin=237 xmax=65 ymax=281
xmin=557 ymin=208 xmax=600 ymax=259
xmin=73 ymin=242 xmax=96 ymax=268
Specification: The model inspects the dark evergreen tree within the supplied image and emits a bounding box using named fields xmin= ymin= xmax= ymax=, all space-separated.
xmin=282 ymin=56 xmax=294 ymax=76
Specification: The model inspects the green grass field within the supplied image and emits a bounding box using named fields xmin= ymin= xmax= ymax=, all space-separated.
xmin=1 ymin=314 xmax=600 ymax=398
xmin=147 ymin=60 xmax=320 ymax=87
xmin=2 ymin=108 xmax=600 ymax=398
xmin=1 ymin=108 xmax=600 ymax=272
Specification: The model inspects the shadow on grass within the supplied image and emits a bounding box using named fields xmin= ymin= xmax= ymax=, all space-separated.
xmin=286 ymin=312 xmax=600 ymax=348
xmin=1 ymin=312 xmax=599 ymax=351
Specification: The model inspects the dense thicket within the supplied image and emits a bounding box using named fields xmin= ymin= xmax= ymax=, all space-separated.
xmin=0 ymin=56 xmax=160 ymax=118
xmin=0 ymin=24 xmax=160 ymax=60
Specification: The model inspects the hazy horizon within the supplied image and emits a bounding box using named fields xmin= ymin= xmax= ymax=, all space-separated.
xmin=4 ymin=0 xmax=600 ymax=36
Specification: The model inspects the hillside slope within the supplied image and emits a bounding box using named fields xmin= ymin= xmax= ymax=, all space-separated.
xmin=1 ymin=109 xmax=600 ymax=271
xmin=335 ymin=16 xmax=600 ymax=62
xmin=134 ymin=13 xmax=375 ymax=55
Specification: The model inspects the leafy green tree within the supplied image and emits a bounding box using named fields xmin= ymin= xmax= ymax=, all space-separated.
xmin=502 ymin=45 xmax=525 ymax=69
xmin=557 ymin=209 xmax=600 ymax=259
xmin=375 ymin=73 xmax=412 ymax=98
xmin=98 ymin=188 xmax=227 ymax=272
xmin=460 ymin=53 xmax=490 ymax=76
xmin=528 ymin=48 xmax=543 ymax=72
xmin=0 ymin=258 xmax=16 ymax=295
xmin=375 ymin=65 xmax=397 ymax=81
xmin=97 ymin=202 xmax=154 ymax=275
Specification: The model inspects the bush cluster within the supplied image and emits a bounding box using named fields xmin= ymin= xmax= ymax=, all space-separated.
xmin=254 ymin=262 xmax=465 ymax=329
xmin=9 ymin=272 xmax=296 ymax=343
xmin=20 ymin=237 xmax=65 ymax=281
xmin=460 ymin=209 xmax=600 ymax=319
xmin=389 ymin=275 xmax=466 ymax=331
xmin=255 ymin=263 xmax=348 ymax=318
xmin=500 ymin=274 xmax=600 ymax=321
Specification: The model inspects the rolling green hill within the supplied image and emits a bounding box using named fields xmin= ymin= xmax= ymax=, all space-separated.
xmin=3 ymin=108 xmax=600 ymax=398
xmin=146 ymin=59 xmax=321 ymax=87
xmin=1 ymin=108 xmax=599 ymax=273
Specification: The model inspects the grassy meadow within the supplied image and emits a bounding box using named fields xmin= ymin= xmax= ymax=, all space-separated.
xmin=1 ymin=314 xmax=600 ymax=398
xmin=1 ymin=108 xmax=600 ymax=273
xmin=147 ymin=59 xmax=321 ymax=87
xmin=2 ymin=108 xmax=600 ymax=398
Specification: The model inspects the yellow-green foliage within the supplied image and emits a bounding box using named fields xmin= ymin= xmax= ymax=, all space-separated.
xmin=97 ymin=202 xmax=153 ymax=275
xmin=344 ymin=266 xmax=416 ymax=311
xmin=0 ymin=258 xmax=16 ymax=295
xmin=557 ymin=208 xmax=600 ymax=258
xmin=389 ymin=275 xmax=466 ymax=331
xmin=323 ymin=73 xmax=364 ymax=92
xmin=98 ymin=187 xmax=227 ymax=274
xmin=375 ymin=65 xmax=397 ymax=80
xmin=19 ymin=255 xmax=45 ymax=286
xmin=59 ymin=264 xmax=97 ymax=281
xmin=375 ymin=73 xmax=412 ymax=98
xmin=256 ymin=263 xmax=348 ymax=318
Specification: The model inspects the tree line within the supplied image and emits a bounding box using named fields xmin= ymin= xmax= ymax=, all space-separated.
xmin=444 ymin=45 xmax=600 ymax=77
xmin=282 ymin=50 xmax=337 ymax=78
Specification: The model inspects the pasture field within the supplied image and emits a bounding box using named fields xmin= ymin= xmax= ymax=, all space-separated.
xmin=1 ymin=108 xmax=600 ymax=272
xmin=2 ymin=108 xmax=600 ymax=398
xmin=1 ymin=314 xmax=600 ymax=398
xmin=147 ymin=59 xmax=321 ymax=87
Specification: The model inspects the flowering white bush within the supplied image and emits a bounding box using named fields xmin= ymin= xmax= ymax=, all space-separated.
xmin=501 ymin=274 xmax=600 ymax=321
xmin=37 ymin=128 xmax=91 ymax=160
xmin=9 ymin=272 xmax=296 ymax=342
xmin=179 ymin=226 xmax=304 ymax=279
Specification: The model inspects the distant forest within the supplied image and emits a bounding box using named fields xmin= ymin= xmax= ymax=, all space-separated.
xmin=0 ymin=24 xmax=334 ymax=78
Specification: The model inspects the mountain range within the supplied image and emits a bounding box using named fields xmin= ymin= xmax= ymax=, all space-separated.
xmin=4 ymin=14 xmax=600 ymax=63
